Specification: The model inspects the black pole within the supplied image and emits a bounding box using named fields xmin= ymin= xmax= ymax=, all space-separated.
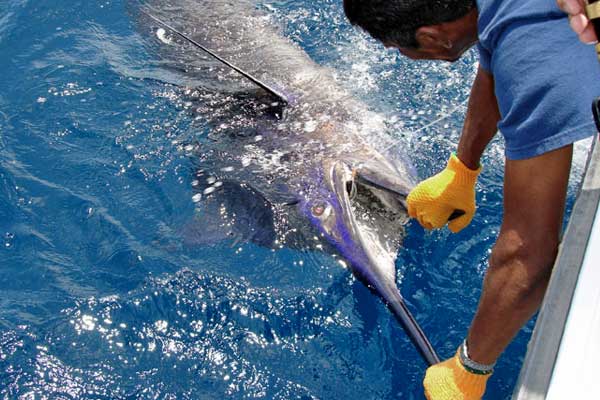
xmin=140 ymin=10 xmax=289 ymax=109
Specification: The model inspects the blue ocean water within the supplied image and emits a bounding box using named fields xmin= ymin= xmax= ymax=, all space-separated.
xmin=0 ymin=0 xmax=590 ymax=399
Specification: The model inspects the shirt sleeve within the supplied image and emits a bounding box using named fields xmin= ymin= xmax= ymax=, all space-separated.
xmin=491 ymin=18 xmax=598 ymax=160
xmin=477 ymin=43 xmax=492 ymax=72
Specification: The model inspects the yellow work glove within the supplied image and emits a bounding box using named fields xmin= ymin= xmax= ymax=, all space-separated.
xmin=424 ymin=349 xmax=491 ymax=400
xmin=407 ymin=153 xmax=481 ymax=233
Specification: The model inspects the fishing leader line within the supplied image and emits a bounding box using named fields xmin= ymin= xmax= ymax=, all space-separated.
xmin=355 ymin=97 xmax=470 ymax=170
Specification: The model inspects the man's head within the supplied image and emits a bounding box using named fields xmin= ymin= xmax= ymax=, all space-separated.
xmin=343 ymin=0 xmax=478 ymax=61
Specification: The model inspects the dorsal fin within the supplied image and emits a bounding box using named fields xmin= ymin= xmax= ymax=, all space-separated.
xmin=141 ymin=11 xmax=289 ymax=110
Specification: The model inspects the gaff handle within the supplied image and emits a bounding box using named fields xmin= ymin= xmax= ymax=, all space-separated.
xmin=448 ymin=209 xmax=465 ymax=221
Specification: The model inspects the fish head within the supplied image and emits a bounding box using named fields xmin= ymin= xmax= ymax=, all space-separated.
xmin=298 ymin=156 xmax=416 ymax=288
xmin=296 ymin=155 xmax=441 ymax=366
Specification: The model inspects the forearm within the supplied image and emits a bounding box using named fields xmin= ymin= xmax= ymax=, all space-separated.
xmin=456 ymin=65 xmax=500 ymax=170
xmin=466 ymin=259 xmax=551 ymax=364
xmin=466 ymin=146 xmax=572 ymax=365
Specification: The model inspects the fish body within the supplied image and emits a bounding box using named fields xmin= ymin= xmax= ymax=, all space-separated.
xmin=137 ymin=0 xmax=439 ymax=365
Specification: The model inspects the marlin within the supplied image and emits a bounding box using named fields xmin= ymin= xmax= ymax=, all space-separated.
xmin=136 ymin=0 xmax=440 ymax=365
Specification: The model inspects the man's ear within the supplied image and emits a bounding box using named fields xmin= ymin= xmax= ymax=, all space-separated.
xmin=415 ymin=26 xmax=452 ymax=50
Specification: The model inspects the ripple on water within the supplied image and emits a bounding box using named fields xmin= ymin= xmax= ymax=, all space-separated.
xmin=2 ymin=269 xmax=416 ymax=399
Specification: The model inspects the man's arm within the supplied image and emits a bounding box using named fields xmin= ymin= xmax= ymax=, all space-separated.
xmin=456 ymin=65 xmax=500 ymax=169
xmin=421 ymin=68 xmax=501 ymax=399
xmin=406 ymin=65 xmax=500 ymax=233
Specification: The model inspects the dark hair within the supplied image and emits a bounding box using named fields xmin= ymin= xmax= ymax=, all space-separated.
xmin=343 ymin=0 xmax=474 ymax=48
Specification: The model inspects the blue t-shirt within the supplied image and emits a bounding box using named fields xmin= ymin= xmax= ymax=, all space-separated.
xmin=477 ymin=0 xmax=600 ymax=159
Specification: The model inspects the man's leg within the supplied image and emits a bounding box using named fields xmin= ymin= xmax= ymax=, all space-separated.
xmin=466 ymin=145 xmax=573 ymax=365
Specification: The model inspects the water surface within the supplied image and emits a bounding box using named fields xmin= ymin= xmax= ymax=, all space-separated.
xmin=0 ymin=0 xmax=590 ymax=398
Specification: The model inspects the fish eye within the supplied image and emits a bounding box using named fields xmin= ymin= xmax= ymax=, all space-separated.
xmin=311 ymin=201 xmax=331 ymax=219
xmin=312 ymin=205 xmax=324 ymax=215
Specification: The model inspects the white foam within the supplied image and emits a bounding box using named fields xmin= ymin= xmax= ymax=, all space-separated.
xmin=156 ymin=28 xmax=172 ymax=45
xmin=303 ymin=120 xmax=317 ymax=133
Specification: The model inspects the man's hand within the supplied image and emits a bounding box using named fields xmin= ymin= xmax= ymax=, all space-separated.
xmin=424 ymin=349 xmax=491 ymax=400
xmin=557 ymin=0 xmax=598 ymax=43
xmin=407 ymin=153 xmax=480 ymax=233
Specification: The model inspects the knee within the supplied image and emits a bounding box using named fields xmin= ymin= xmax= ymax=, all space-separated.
xmin=488 ymin=229 xmax=558 ymax=297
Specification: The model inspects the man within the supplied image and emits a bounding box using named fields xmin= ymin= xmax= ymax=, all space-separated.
xmin=343 ymin=0 xmax=600 ymax=399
